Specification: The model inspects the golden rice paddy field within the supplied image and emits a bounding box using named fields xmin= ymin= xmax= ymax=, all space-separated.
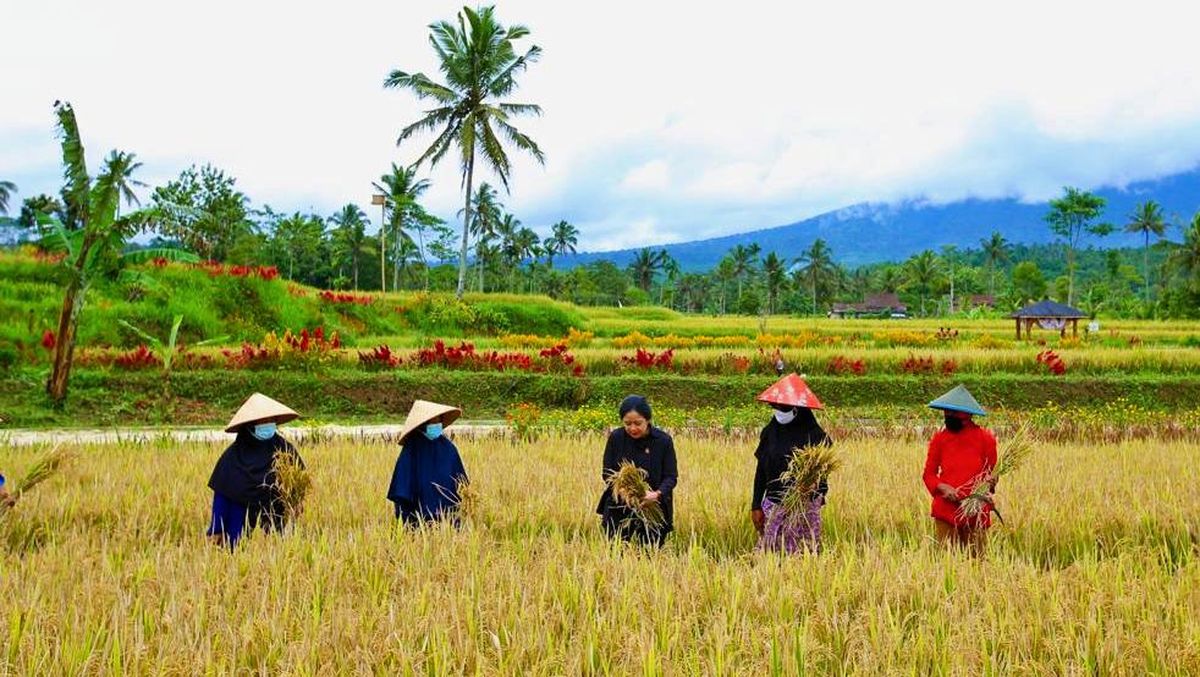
xmin=2 ymin=430 xmax=1198 ymax=674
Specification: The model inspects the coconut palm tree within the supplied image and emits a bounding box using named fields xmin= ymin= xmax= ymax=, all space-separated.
xmin=628 ymin=248 xmax=667 ymax=293
xmin=329 ymin=204 xmax=370 ymax=289
xmin=384 ymin=5 xmax=544 ymax=298
xmin=903 ymin=249 xmax=941 ymax=316
xmin=105 ymin=150 xmax=145 ymax=218
xmin=980 ymin=231 xmax=1011 ymax=298
xmin=466 ymin=183 xmax=502 ymax=289
xmin=794 ymin=239 xmax=836 ymax=315
xmin=762 ymin=251 xmax=789 ymax=314
xmin=1124 ymin=200 xmax=1167 ymax=303
xmin=373 ymin=164 xmax=430 ymax=291
xmin=544 ymin=219 xmax=578 ymax=268
xmin=1169 ymin=212 xmax=1200 ymax=292
xmin=0 ymin=180 xmax=16 ymax=215
xmin=728 ymin=243 xmax=761 ymax=298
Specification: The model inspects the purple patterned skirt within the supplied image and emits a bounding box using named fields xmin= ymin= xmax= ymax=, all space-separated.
xmin=758 ymin=495 xmax=824 ymax=554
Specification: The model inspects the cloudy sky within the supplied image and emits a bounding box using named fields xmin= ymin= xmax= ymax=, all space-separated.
xmin=4 ymin=1 xmax=1200 ymax=251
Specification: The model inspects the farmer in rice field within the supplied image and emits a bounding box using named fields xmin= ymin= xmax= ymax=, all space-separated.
xmin=206 ymin=393 xmax=304 ymax=547
xmin=922 ymin=385 xmax=997 ymax=556
xmin=596 ymin=395 xmax=678 ymax=547
xmin=750 ymin=373 xmax=832 ymax=554
xmin=387 ymin=400 xmax=468 ymax=526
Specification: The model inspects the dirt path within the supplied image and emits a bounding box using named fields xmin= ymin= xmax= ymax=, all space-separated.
xmin=1 ymin=422 xmax=510 ymax=447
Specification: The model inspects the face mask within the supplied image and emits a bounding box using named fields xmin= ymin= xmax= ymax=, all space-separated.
xmin=774 ymin=409 xmax=797 ymax=425
xmin=423 ymin=422 xmax=444 ymax=440
xmin=944 ymin=415 xmax=964 ymax=433
xmin=252 ymin=422 xmax=277 ymax=440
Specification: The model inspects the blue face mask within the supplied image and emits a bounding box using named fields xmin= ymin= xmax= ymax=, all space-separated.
xmin=252 ymin=422 xmax=277 ymax=440
xmin=423 ymin=422 xmax=443 ymax=440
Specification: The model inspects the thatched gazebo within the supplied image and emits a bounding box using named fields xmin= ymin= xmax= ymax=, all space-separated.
xmin=1010 ymin=300 xmax=1088 ymax=339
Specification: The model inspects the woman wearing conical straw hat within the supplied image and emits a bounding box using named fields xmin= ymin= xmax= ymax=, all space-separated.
xmin=923 ymin=384 xmax=997 ymax=556
xmin=751 ymin=373 xmax=832 ymax=554
xmin=387 ymin=400 xmax=468 ymax=526
xmin=206 ymin=393 xmax=304 ymax=547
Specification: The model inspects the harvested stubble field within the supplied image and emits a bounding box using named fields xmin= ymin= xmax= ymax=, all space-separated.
xmin=1 ymin=430 xmax=1198 ymax=674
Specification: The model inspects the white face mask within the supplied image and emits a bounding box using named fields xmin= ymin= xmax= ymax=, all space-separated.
xmin=773 ymin=409 xmax=797 ymax=425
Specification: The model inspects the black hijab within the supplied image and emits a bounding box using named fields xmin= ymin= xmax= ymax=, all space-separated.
xmin=208 ymin=430 xmax=300 ymax=508
xmin=760 ymin=407 xmax=829 ymax=460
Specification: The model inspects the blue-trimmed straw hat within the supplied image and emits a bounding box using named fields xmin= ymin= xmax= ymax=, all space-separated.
xmin=928 ymin=384 xmax=986 ymax=416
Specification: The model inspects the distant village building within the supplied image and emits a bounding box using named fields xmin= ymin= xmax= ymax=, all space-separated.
xmin=830 ymin=293 xmax=908 ymax=319
xmin=1011 ymin=300 xmax=1088 ymax=339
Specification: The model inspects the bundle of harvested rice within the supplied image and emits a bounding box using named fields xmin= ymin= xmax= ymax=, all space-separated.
xmin=453 ymin=476 xmax=482 ymax=524
xmin=607 ymin=460 xmax=665 ymax=530
xmin=778 ymin=445 xmax=840 ymax=517
xmin=271 ymin=451 xmax=311 ymax=521
xmin=0 ymin=444 xmax=74 ymax=517
xmin=957 ymin=421 xmax=1036 ymax=523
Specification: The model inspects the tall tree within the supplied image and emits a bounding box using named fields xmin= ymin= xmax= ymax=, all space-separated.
xmin=384 ymin=5 xmax=545 ymax=298
xmin=329 ymin=204 xmax=370 ymax=289
xmin=372 ymin=163 xmax=430 ymax=291
xmin=794 ymin=239 xmax=836 ymax=315
xmin=0 ymin=180 xmax=16 ymax=215
xmin=762 ymin=251 xmax=789 ymax=314
xmin=628 ymin=248 xmax=667 ymax=293
xmin=467 ymin=182 xmax=502 ymax=289
xmin=544 ymin=219 xmax=578 ymax=268
xmin=980 ymin=231 xmax=1011 ymax=298
xmin=1124 ymin=200 xmax=1166 ymax=304
xmin=728 ymin=243 xmax=761 ymax=298
xmin=1011 ymin=260 xmax=1047 ymax=302
xmin=902 ymin=249 xmax=940 ymax=316
xmin=44 ymin=102 xmax=164 ymax=403
xmin=105 ymin=150 xmax=145 ymax=218
xmin=1169 ymin=212 xmax=1200 ymax=292
xmin=1045 ymin=187 xmax=1111 ymax=305
xmin=151 ymin=164 xmax=251 ymax=261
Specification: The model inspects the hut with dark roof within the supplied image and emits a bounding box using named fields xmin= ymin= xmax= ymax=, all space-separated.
xmin=1010 ymin=300 xmax=1088 ymax=339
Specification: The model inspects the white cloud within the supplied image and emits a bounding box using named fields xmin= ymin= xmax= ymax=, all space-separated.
xmin=4 ymin=0 xmax=1200 ymax=250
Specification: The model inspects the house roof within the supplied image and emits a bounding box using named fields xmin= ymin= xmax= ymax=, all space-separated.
xmin=1010 ymin=300 xmax=1088 ymax=319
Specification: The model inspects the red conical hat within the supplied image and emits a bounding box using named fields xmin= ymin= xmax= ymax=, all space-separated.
xmin=756 ymin=373 xmax=824 ymax=409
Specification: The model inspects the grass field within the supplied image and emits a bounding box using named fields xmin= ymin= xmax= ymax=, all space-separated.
xmin=2 ymin=430 xmax=1197 ymax=674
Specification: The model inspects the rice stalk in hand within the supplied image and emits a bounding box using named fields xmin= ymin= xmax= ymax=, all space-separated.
xmin=957 ymin=421 xmax=1036 ymax=524
xmin=453 ymin=476 xmax=483 ymax=525
xmin=272 ymin=451 xmax=311 ymax=521
xmin=607 ymin=460 xmax=665 ymax=531
xmin=778 ymin=445 xmax=840 ymax=518
xmin=0 ymin=445 xmax=74 ymax=517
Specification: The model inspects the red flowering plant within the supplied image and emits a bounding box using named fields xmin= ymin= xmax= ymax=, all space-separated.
xmin=1036 ymin=349 xmax=1067 ymax=375
xmin=620 ymin=348 xmax=675 ymax=372
xmin=224 ymin=327 xmax=342 ymax=369
xmin=358 ymin=345 xmax=402 ymax=369
xmin=319 ymin=290 xmax=373 ymax=305
xmin=827 ymin=355 xmax=868 ymax=376
xmin=412 ymin=340 xmax=584 ymax=376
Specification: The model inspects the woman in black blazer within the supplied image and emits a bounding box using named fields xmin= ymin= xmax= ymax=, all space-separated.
xmin=595 ymin=395 xmax=678 ymax=546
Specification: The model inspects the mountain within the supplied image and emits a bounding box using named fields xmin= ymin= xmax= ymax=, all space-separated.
xmin=555 ymin=167 xmax=1200 ymax=270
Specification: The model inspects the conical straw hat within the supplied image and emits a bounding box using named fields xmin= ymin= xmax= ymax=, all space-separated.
xmin=225 ymin=393 xmax=300 ymax=433
xmin=756 ymin=373 xmax=824 ymax=409
xmin=399 ymin=400 xmax=462 ymax=443
xmin=928 ymin=384 xmax=986 ymax=416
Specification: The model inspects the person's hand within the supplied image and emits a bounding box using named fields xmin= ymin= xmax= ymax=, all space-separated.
xmin=0 ymin=487 xmax=15 ymax=509
xmin=936 ymin=483 xmax=960 ymax=502
xmin=750 ymin=509 xmax=765 ymax=534
xmin=642 ymin=490 xmax=661 ymax=505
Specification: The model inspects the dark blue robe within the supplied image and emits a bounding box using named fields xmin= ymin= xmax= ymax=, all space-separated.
xmin=387 ymin=435 xmax=468 ymax=525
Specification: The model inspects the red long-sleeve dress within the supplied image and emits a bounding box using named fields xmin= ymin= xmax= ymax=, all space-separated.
xmin=922 ymin=421 xmax=997 ymax=527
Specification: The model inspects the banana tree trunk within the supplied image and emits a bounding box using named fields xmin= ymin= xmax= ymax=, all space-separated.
xmin=47 ymin=275 xmax=88 ymax=404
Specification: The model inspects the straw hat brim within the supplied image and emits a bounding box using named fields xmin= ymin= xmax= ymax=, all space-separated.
xmin=399 ymin=400 xmax=462 ymax=443
xmin=225 ymin=393 xmax=300 ymax=433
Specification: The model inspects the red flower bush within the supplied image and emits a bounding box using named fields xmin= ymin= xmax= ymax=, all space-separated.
xmin=621 ymin=348 xmax=674 ymax=371
xmin=196 ymin=262 xmax=279 ymax=280
xmin=413 ymin=340 xmax=583 ymax=375
xmin=319 ymin=290 xmax=373 ymax=305
xmin=359 ymin=345 xmax=402 ymax=369
xmin=41 ymin=330 xmax=56 ymax=350
xmin=1036 ymin=349 xmax=1067 ymax=375
xmin=827 ymin=355 xmax=867 ymax=376
xmin=114 ymin=345 xmax=162 ymax=370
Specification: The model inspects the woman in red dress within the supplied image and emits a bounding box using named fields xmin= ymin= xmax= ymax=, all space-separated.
xmin=922 ymin=385 xmax=996 ymax=556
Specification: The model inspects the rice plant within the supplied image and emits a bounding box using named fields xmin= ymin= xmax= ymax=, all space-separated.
xmin=778 ymin=445 xmax=841 ymax=518
xmin=958 ymin=421 xmax=1036 ymax=523
xmin=606 ymin=459 xmax=666 ymax=530
xmin=271 ymin=451 xmax=311 ymax=521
